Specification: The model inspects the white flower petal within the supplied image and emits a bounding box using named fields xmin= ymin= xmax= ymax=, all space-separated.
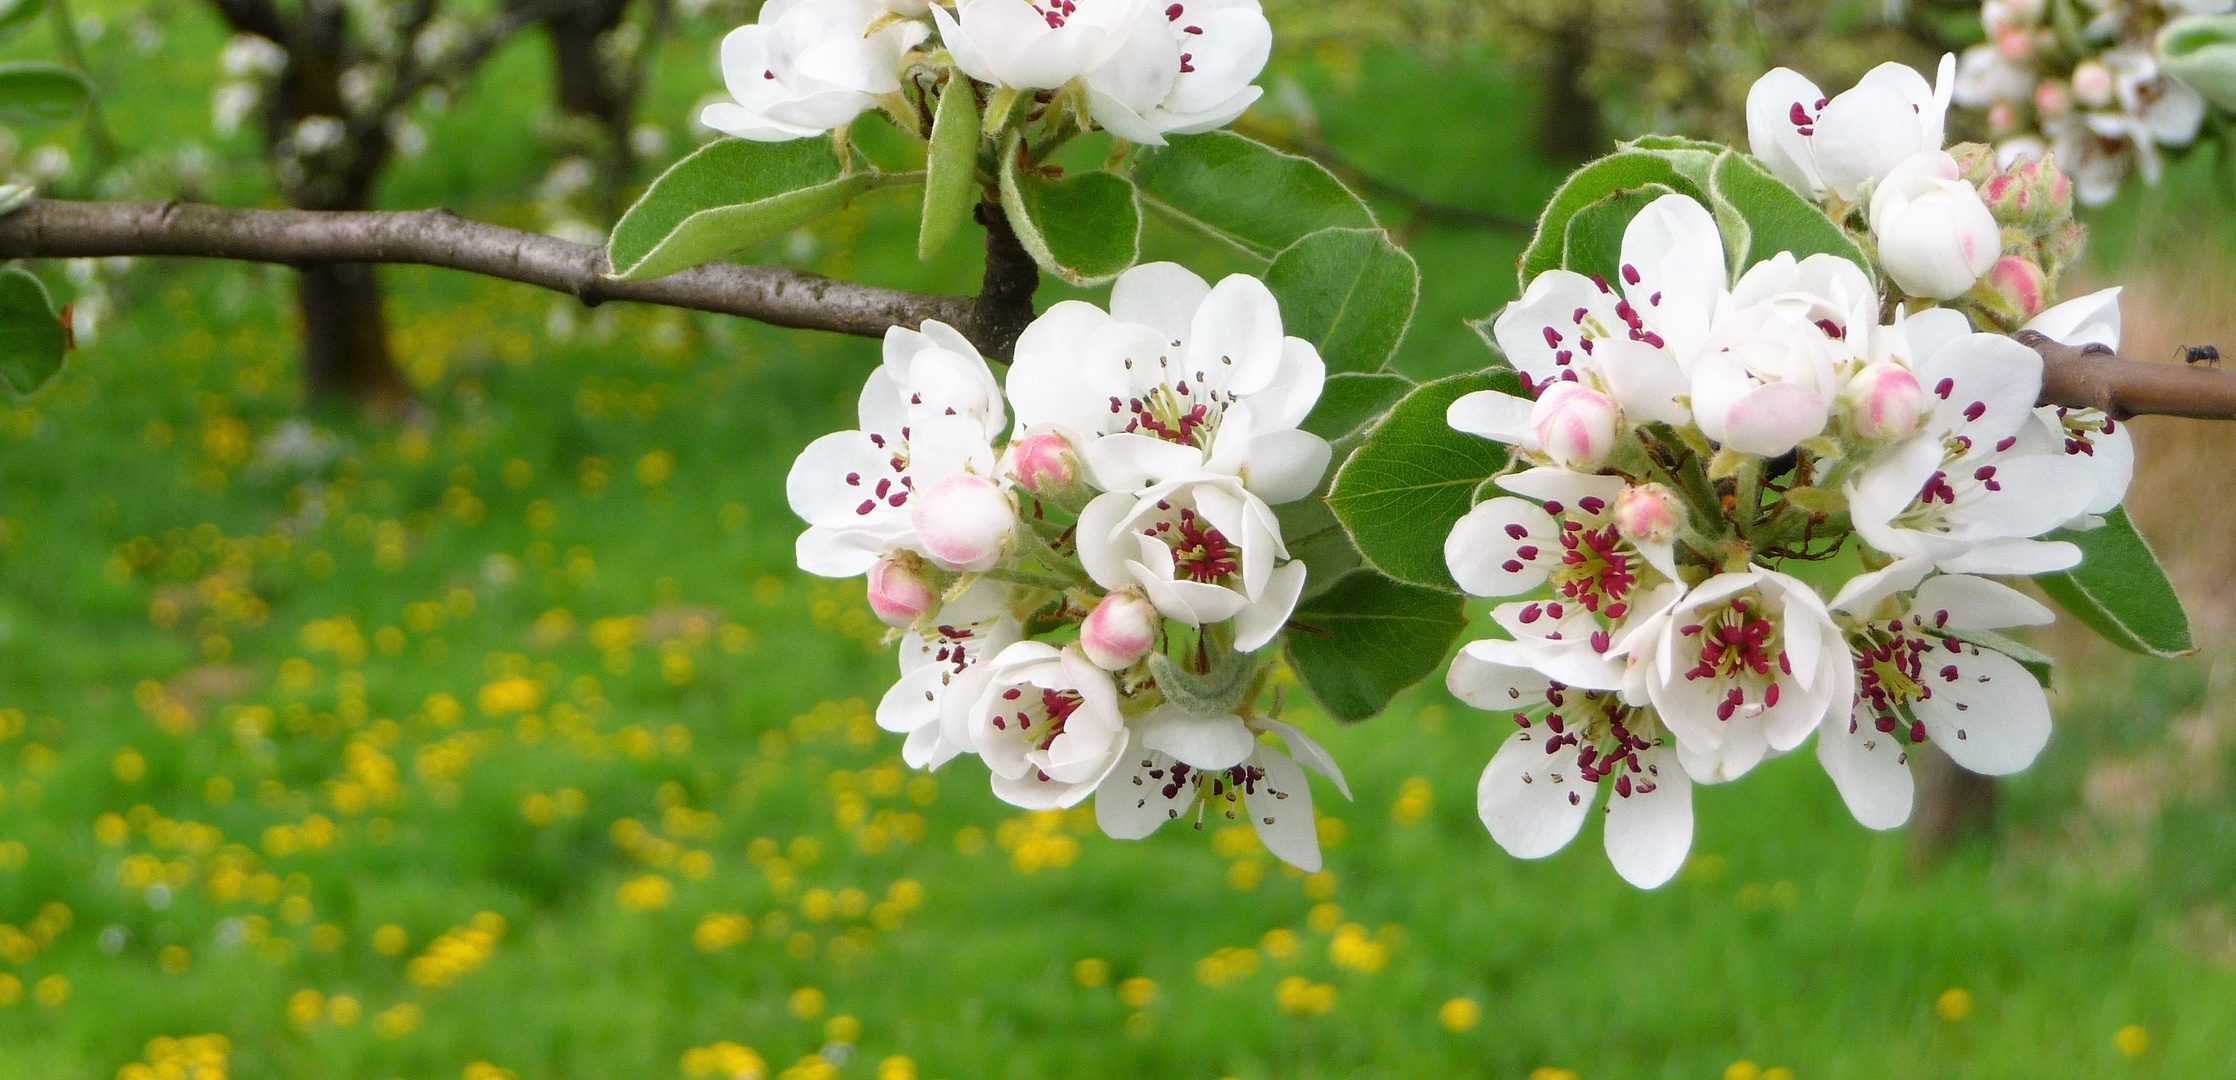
xmin=1602 ymin=741 xmax=1693 ymax=889
xmin=1914 ymin=642 xmax=2051 ymax=775
xmin=1136 ymin=705 xmax=1256 ymax=770
xmin=1477 ymin=729 xmax=1593 ymax=859
xmin=1817 ymin=703 xmax=1915 ymax=830
xmin=1244 ymin=747 xmax=1322 ymax=872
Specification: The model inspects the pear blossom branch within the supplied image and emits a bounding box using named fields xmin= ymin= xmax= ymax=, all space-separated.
xmin=2020 ymin=331 xmax=2236 ymax=421
xmin=0 ymin=198 xmax=994 ymax=347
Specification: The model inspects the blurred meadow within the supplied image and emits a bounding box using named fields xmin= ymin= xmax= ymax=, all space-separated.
xmin=4 ymin=1 xmax=2236 ymax=1079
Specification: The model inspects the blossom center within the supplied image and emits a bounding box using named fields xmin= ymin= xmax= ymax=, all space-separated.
xmin=845 ymin=426 xmax=916 ymax=517
xmin=993 ymin=685 xmax=1086 ymax=754
xmin=1144 ymin=505 xmax=1239 ymax=583
xmin=1507 ymin=684 xmax=1667 ymax=803
xmin=1120 ymin=380 xmax=1221 ymax=449
xmin=1680 ymin=594 xmax=1792 ymax=720
xmin=1029 ymin=0 xmax=1079 ymax=28
xmin=1550 ymin=521 xmax=1636 ymax=613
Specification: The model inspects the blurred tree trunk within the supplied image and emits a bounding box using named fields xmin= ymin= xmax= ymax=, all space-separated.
xmin=523 ymin=0 xmax=671 ymax=204
xmin=1910 ymin=745 xmax=1997 ymax=869
xmin=1539 ymin=15 xmax=1605 ymax=161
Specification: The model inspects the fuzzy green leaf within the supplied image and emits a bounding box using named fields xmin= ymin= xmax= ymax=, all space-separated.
xmin=1326 ymin=370 xmax=1522 ymax=592
xmin=1302 ymin=371 xmax=1414 ymax=443
xmin=1285 ymin=570 xmax=1467 ymax=723
xmin=1000 ymin=141 xmax=1140 ymax=286
xmin=2036 ymin=507 xmax=2195 ymax=658
xmin=1520 ymin=151 xmax=1706 ymax=287
xmin=0 ymin=63 xmax=89 ymax=126
xmin=919 ymin=78 xmax=983 ymax=260
xmin=608 ymin=138 xmax=881 ymax=281
xmin=1129 ymin=131 xmax=1375 ymax=260
xmin=1264 ymin=227 xmax=1419 ymax=375
xmin=1561 ymin=185 xmax=1675 ymax=288
xmin=1709 ymin=150 xmax=1872 ymax=281
xmin=0 ymin=266 xmax=66 ymax=396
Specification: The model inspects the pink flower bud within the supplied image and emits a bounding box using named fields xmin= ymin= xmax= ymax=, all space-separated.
xmin=2072 ymin=62 xmax=2113 ymax=108
xmin=1988 ymin=103 xmax=2020 ymax=135
xmin=1008 ymin=431 xmax=1082 ymax=502
xmin=866 ymin=553 xmax=939 ymax=628
xmin=2033 ymin=79 xmax=2071 ymax=119
xmin=911 ymin=473 xmax=1015 ymax=572
xmin=1080 ymin=590 xmax=1159 ymax=671
xmin=1842 ymin=362 xmax=1924 ymax=443
xmin=2012 ymin=156 xmax=2072 ymax=220
xmin=1948 ymin=142 xmax=1999 ymax=186
xmin=1994 ymin=27 xmax=2032 ymax=62
xmin=1529 ymin=382 xmax=1620 ymax=469
xmin=1980 ymin=255 xmax=2051 ymax=322
xmin=1613 ymin=483 xmax=1681 ymax=546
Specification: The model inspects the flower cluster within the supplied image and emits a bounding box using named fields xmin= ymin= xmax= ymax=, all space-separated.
xmin=1446 ymin=58 xmax=2134 ymax=887
xmin=1952 ymin=0 xmax=2218 ymax=205
xmin=788 ymin=264 xmax=1346 ymax=870
xmin=704 ymin=0 xmax=1271 ymax=146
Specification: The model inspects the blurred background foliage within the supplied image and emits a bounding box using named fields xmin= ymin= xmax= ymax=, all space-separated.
xmin=0 ymin=0 xmax=2235 ymax=1078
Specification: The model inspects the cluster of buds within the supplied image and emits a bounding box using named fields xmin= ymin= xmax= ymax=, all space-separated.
xmin=1951 ymin=141 xmax=2085 ymax=330
xmin=1952 ymin=0 xmax=2211 ymax=206
xmin=788 ymin=264 xmax=1347 ymax=871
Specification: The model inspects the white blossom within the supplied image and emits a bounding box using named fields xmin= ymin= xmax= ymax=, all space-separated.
xmin=1084 ymin=0 xmax=1270 ymax=144
xmin=1007 ymin=263 xmax=1330 ymax=504
xmin=1819 ymin=559 xmax=2057 ymax=829
xmin=933 ymin=0 xmax=1144 ymax=91
xmin=1074 ymin=475 xmax=1306 ymax=650
xmin=969 ymin=642 xmax=1130 ymax=809
xmin=703 ymin=0 xmax=928 ymax=142
xmin=786 ymin=320 xmax=1008 ymax=576
xmin=876 ymin=579 xmax=1024 ymax=770
xmin=1095 ymin=717 xmax=1344 ymax=871
xmin=1747 ymin=54 xmax=1957 ymax=200
xmin=1447 ymin=648 xmax=1693 ymax=888
xmin=1868 ymin=150 xmax=2002 ymax=300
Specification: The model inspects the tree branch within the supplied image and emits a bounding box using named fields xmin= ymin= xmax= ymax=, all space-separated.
xmin=967 ymin=199 xmax=1040 ymax=361
xmin=0 ymin=199 xmax=976 ymax=343
xmin=2019 ymin=331 xmax=2236 ymax=421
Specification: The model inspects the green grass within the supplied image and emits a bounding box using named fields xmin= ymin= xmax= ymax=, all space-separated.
xmin=0 ymin=4 xmax=2229 ymax=1079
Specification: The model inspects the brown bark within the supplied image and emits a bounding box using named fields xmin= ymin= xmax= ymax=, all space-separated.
xmin=298 ymin=262 xmax=408 ymax=409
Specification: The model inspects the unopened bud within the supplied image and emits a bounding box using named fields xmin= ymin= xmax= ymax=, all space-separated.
xmin=1994 ymin=27 xmax=2032 ymax=62
xmin=1842 ymin=362 xmax=1924 ymax=443
xmin=1988 ymin=103 xmax=2021 ymax=135
xmin=1007 ymin=431 xmax=1084 ymax=504
xmin=1948 ymin=142 xmax=1999 ymax=186
xmin=2012 ymin=155 xmax=2072 ymax=223
xmin=1613 ymin=483 xmax=1681 ymax=546
xmin=866 ymin=553 xmax=939 ymax=628
xmin=1529 ymin=381 xmax=1620 ymax=469
xmin=2072 ymin=62 xmax=2113 ymax=108
xmin=1984 ymin=255 xmax=2051 ymax=320
xmin=1080 ymin=590 xmax=1159 ymax=671
xmin=2033 ymin=79 xmax=2072 ymax=119
xmin=2037 ymin=219 xmax=2087 ymax=275
xmin=911 ymin=473 xmax=1016 ymax=572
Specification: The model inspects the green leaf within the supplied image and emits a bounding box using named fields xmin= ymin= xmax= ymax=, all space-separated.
xmin=918 ymin=77 xmax=983 ymax=260
xmin=0 ymin=0 xmax=46 ymax=43
xmin=1560 ymin=185 xmax=1674 ymax=288
xmin=2036 ymin=507 xmax=2195 ymax=658
xmin=0 ymin=63 xmax=89 ymax=126
xmin=1326 ymin=370 xmax=1522 ymax=592
xmin=1520 ymin=151 xmax=1706 ymax=287
xmin=1129 ymin=131 xmax=1375 ymax=260
xmin=1284 ymin=570 xmax=1467 ymax=723
xmin=1709 ymin=150 xmax=1872 ymax=281
xmin=999 ymin=141 xmax=1141 ymax=286
xmin=0 ymin=267 xmax=67 ymax=396
xmin=607 ymin=138 xmax=883 ymax=281
xmin=1264 ymin=227 xmax=1419 ymax=375
xmin=1302 ymin=371 xmax=1414 ymax=443
xmin=1277 ymin=498 xmax=1364 ymax=599
xmin=2159 ymin=16 xmax=2236 ymax=113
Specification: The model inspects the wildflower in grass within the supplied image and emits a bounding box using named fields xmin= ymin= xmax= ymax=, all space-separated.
xmin=1747 ymin=55 xmax=1958 ymax=200
xmin=1083 ymin=0 xmax=1272 ymax=145
xmin=703 ymin=0 xmax=929 ymax=141
xmin=1820 ymin=558 xmax=2057 ymax=829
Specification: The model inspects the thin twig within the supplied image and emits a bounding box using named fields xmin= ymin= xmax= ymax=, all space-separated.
xmin=2019 ymin=331 xmax=2236 ymax=421
xmin=0 ymin=199 xmax=978 ymax=342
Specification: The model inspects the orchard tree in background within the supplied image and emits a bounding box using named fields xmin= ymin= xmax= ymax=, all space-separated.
xmin=0 ymin=0 xmax=2231 ymax=883
xmin=205 ymin=0 xmax=567 ymax=407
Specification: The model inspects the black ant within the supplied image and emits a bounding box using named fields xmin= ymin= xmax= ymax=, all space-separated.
xmin=2178 ymin=344 xmax=2221 ymax=367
